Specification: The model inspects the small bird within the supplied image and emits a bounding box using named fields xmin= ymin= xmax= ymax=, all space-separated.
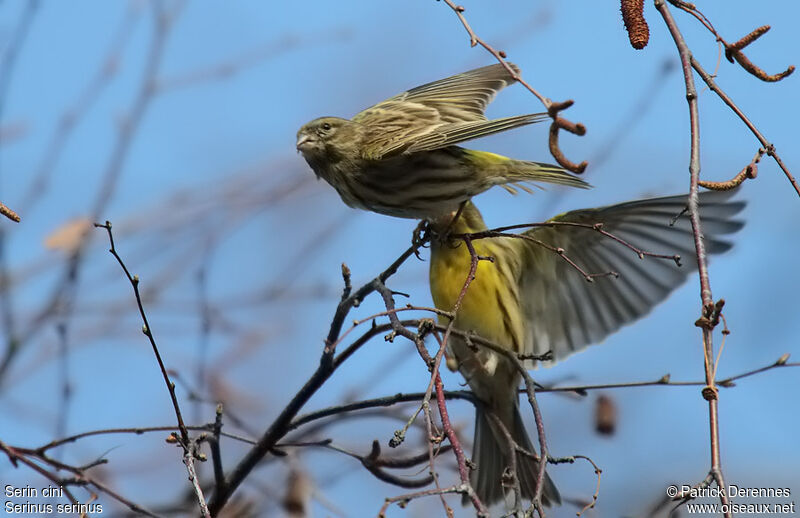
xmin=296 ymin=63 xmax=589 ymax=219
xmin=428 ymin=191 xmax=744 ymax=508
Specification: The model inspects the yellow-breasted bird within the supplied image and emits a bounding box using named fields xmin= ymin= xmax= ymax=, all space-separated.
xmin=296 ymin=63 xmax=589 ymax=219
xmin=428 ymin=191 xmax=744 ymax=508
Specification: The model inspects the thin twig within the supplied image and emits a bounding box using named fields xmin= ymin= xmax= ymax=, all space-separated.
xmin=95 ymin=221 xmax=190 ymax=444
xmin=464 ymin=219 xmax=681 ymax=264
xmin=0 ymin=439 xmax=160 ymax=517
xmin=319 ymin=439 xmax=440 ymax=489
xmin=664 ymin=2 xmax=797 ymax=196
xmin=376 ymin=277 xmax=488 ymax=515
xmin=207 ymin=239 xmax=426 ymax=515
xmin=437 ymin=0 xmax=588 ymax=173
xmin=184 ymin=443 xmax=211 ymax=518
xmin=698 ymin=148 xmax=761 ymax=191
xmin=655 ymin=1 xmax=731 ymax=514
xmin=378 ymin=484 xmax=471 ymax=518
xmin=550 ymin=454 xmax=602 ymax=516
xmin=689 ymin=56 xmax=799 ymax=197
xmin=94 ymin=220 xmax=210 ymax=515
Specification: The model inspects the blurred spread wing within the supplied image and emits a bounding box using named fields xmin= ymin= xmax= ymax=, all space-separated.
xmin=358 ymin=63 xmax=521 ymax=123
xmin=517 ymin=191 xmax=745 ymax=364
xmin=352 ymin=63 xmax=545 ymax=159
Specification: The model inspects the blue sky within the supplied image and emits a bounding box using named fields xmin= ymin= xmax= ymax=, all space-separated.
xmin=0 ymin=2 xmax=798 ymax=517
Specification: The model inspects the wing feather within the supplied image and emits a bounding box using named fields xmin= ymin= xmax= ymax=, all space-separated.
xmin=354 ymin=63 xmax=521 ymax=124
xmin=517 ymin=190 xmax=745 ymax=364
xmin=352 ymin=64 xmax=545 ymax=159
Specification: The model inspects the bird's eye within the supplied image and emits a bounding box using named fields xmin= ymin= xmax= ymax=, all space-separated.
xmin=321 ymin=122 xmax=332 ymax=131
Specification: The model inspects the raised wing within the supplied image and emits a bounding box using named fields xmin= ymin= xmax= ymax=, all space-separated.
xmin=516 ymin=191 xmax=745 ymax=364
xmin=403 ymin=113 xmax=548 ymax=154
xmin=355 ymin=63 xmax=521 ymax=124
xmin=352 ymin=64 xmax=545 ymax=159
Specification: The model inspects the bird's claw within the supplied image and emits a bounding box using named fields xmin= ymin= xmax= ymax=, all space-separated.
xmin=412 ymin=220 xmax=430 ymax=260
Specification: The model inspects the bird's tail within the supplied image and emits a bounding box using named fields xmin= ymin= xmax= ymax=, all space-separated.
xmin=499 ymin=158 xmax=591 ymax=192
xmin=466 ymin=401 xmax=561 ymax=508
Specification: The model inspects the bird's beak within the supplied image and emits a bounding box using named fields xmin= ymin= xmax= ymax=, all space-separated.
xmin=296 ymin=134 xmax=312 ymax=152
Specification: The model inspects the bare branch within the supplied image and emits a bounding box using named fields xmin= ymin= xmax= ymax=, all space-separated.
xmin=437 ymin=0 xmax=588 ymax=174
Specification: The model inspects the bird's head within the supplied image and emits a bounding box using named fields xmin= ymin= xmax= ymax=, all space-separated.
xmin=296 ymin=117 xmax=350 ymax=162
